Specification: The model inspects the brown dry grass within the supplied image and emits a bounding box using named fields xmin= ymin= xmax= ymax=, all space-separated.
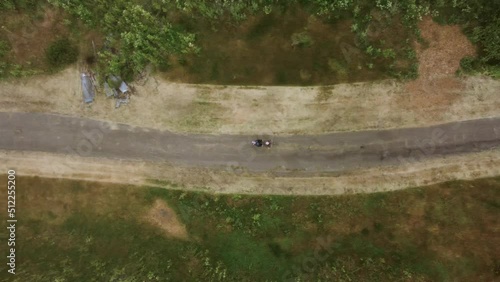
xmin=401 ymin=17 xmax=477 ymax=120
xmin=1 ymin=8 xmax=69 ymax=68
xmin=16 ymin=175 xmax=147 ymax=226
xmin=1 ymin=7 xmax=103 ymax=72
xmin=144 ymin=199 xmax=189 ymax=240
xmin=0 ymin=69 xmax=498 ymax=135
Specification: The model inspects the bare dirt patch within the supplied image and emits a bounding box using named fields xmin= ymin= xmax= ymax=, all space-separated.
xmin=145 ymin=199 xmax=189 ymax=240
xmin=400 ymin=17 xmax=477 ymax=121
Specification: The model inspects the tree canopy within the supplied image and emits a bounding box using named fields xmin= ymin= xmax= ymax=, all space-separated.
xmin=49 ymin=0 xmax=198 ymax=78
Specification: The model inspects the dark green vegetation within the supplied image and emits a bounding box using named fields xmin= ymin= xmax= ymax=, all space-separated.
xmin=1 ymin=176 xmax=499 ymax=281
xmin=0 ymin=0 xmax=39 ymax=12
xmin=1 ymin=0 xmax=499 ymax=83
xmin=45 ymin=38 xmax=79 ymax=68
xmin=0 ymin=40 xmax=10 ymax=77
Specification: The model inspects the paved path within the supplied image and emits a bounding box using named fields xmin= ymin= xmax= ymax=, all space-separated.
xmin=1 ymin=112 xmax=499 ymax=173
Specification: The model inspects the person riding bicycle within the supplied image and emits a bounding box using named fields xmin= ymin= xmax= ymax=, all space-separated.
xmin=252 ymin=139 xmax=272 ymax=147
xmin=252 ymin=139 xmax=263 ymax=147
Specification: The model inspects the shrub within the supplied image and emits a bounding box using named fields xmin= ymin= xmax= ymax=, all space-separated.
xmin=472 ymin=17 xmax=500 ymax=64
xmin=328 ymin=58 xmax=348 ymax=80
xmin=459 ymin=56 xmax=478 ymax=72
xmin=0 ymin=1 xmax=14 ymax=10
xmin=45 ymin=38 xmax=79 ymax=68
xmin=0 ymin=40 xmax=10 ymax=58
xmin=291 ymin=31 xmax=313 ymax=47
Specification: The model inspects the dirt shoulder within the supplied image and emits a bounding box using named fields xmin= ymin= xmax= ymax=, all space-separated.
xmin=0 ymin=68 xmax=498 ymax=135
xmin=2 ymin=149 xmax=499 ymax=195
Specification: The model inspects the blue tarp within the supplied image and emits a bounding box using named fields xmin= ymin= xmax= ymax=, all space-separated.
xmin=81 ymin=73 xmax=95 ymax=103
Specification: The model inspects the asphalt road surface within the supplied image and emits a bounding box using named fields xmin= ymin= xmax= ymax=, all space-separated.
xmin=1 ymin=112 xmax=499 ymax=173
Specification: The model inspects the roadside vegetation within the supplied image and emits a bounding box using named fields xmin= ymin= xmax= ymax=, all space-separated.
xmin=45 ymin=38 xmax=79 ymax=68
xmin=0 ymin=0 xmax=498 ymax=83
xmin=1 ymin=175 xmax=499 ymax=281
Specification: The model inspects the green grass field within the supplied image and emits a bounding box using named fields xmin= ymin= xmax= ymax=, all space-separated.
xmin=0 ymin=175 xmax=499 ymax=281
